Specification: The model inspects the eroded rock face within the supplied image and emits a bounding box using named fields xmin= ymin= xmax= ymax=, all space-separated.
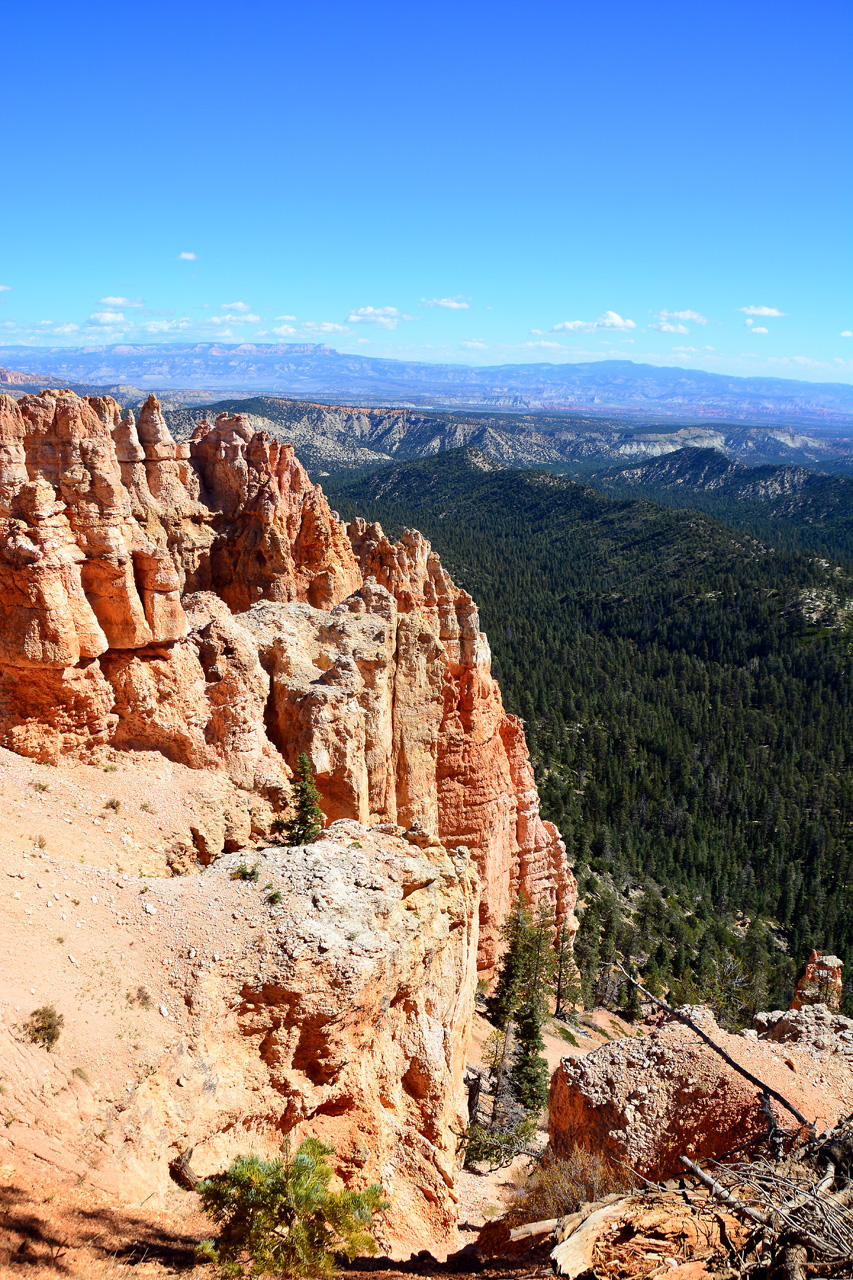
xmin=0 ymin=824 xmax=479 ymax=1258
xmin=240 ymin=541 xmax=577 ymax=973
xmin=548 ymin=1007 xmax=853 ymax=1180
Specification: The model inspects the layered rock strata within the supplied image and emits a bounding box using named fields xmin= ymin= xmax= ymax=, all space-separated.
xmin=0 ymin=389 xmax=575 ymax=969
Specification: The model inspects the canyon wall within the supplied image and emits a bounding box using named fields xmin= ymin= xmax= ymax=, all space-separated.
xmin=0 ymin=388 xmax=576 ymax=971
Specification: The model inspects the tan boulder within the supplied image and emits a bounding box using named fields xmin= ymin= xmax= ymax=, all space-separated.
xmin=548 ymin=1006 xmax=853 ymax=1180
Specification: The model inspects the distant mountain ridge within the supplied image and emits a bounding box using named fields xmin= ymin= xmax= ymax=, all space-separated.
xmin=2 ymin=342 xmax=853 ymax=425
xmin=159 ymin=395 xmax=853 ymax=478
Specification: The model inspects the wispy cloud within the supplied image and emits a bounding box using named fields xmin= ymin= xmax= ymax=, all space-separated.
xmin=750 ymin=326 xmax=769 ymax=335
xmin=841 ymin=330 xmax=853 ymax=338
xmin=346 ymin=305 xmax=412 ymax=330
xmin=272 ymin=324 xmax=297 ymax=336
xmin=738 ymin=305 xmax=787 ymax=317
xmin=421 ymin=296 xmax=470 ymax=309
xmin=178 ymin=251 xmax=197 ymax=261
xmin=220 ymin=301 xmax=252 ymax=312
xmin=275 ymin=314 xmax=297 ymax=321
xmin=460 ymin=338 xmax=487 ymax=349
xmin=0 ymin=285 xmax=12 ymax=293
xmin=88 ymin=310 xmax=125 ymax=325
xmin=99 ymin=295 xmax=143 ymax=308
xmin=519 ymin=339 xmax=567 ymax=350
xmin=548 ymin=310 xmax=636 ymax=334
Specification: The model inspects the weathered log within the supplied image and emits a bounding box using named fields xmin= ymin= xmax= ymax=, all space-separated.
xmin=169 ymin=1146 xmax=200 ymax=1191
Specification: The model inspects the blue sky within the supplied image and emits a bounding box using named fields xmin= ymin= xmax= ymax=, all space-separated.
xmin=1 ymin=0 xmax=851 ymax=380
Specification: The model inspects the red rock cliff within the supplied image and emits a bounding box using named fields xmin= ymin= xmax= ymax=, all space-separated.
xmin=0 ymin=389 xmax=576 ymax=967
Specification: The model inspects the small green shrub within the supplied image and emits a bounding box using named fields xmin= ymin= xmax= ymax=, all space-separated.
xmin=102 ymin=764 xmax=118 ymax=773
xmin=196 ymin=1137 xmax=388 ymax=1278
xmin=23 ymin=1005 xmax=64 ymax=1051
xmin=104 ymin=797 xmax=120 ymax=812
xmin=72 ymin=1066 xmax=91 ymax=1084
xmin=266 ymin=889 xmax=283 ymax=906
xmin=232 ymin=862 xmax=260 ymax=883
xmin=31 ymin=781 xmax=49 ymax=793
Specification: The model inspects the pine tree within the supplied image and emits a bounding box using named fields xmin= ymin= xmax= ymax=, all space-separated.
xmin=197 ymin=1137 xmax=388 ymax=1277
xmin=284 ymin=754 xmax=325 ymax=846
xmin=508 ymin=903 xmax=557 ymax=1112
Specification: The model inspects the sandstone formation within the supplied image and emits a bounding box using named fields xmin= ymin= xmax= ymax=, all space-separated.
xmin=0 ymin=388 xmax=576 ymax=970
xmin=790 ymin=949 xmax=843 ymax=1012
xmin=548 ymin=1006 xmax=853 ymax=1180
xmin=0 ymin=823 xmax=479 ymax=1258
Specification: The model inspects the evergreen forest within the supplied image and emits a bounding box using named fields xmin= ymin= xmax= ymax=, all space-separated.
xmin=326 ymin=449 xmax=853 ymax=1016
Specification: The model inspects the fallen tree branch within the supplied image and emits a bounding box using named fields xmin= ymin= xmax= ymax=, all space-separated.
xmin=679 ymin=1157 xmax=771 ymax=1229
xmin=614 ymin=962 xmax=811 ymax=1130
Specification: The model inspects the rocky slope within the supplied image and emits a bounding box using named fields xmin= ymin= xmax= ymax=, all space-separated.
xmin=0 ymin=820 xmax=478 ymax=1257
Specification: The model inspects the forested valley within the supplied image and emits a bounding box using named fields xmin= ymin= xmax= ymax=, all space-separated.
xmin=326 ymin=449 xmax=853 ymax=1021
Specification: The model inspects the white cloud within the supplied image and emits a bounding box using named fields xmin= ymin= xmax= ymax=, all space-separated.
xmin=519 ymin=339 xmax=566 ymax=350
xmin=751 ymin=326 xmax=769 ymax=335
xmin=460 ymin=339 xmax=487 ymax=349
xmin=272 ymin=324 xmax=297 ymax=336
xmin=421 ymin=296 xmax=470 ymax=309
xmin=275 ymin=314 xmax=297 ymax=321
xmin=221 ymin=301 xmax=252 ymax=312
xmin=669 ymin=309 xmax=707 ymax=324
xmin=652 ymin=320 xmax=690 ymax=334
xmin=346 ymin=305 xmax=413 ymax=330
xmin=355 ymin=337 xmax=371 ymax=344
xmin=140 ymin=318 xmax=192 ymax=333
xmin=673 ymin=346 xmax=699 ymax=353
xmin=89 ymin=310 xmax=126 ymax=325
xmin=550 ymin=310 xmax=636 ymax=334
xmin=841 ymin=330 xmax=853 ymax=338
xmin=738 ymin=305 xmax=787 ymax=317
xmin=0 ymin=285 xmax=12 ymax=293
xmin=53 ymin=323 xmax=79 ymax=334
xmin=301 ymin=321 xmax=350 ymax=335
xmin=178 ymin=251 xmax=197 ymax=260
xmin=210 ymin=313 xmax=260 ymax=325
xmin=100 ymin=295 xmax=143 ymax=307
xmin=650 ymin=309 xmax=708 ymax=334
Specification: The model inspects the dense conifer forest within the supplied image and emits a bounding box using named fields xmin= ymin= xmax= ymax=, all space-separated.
xmin=327 ymin=450 xmax=853 ymax=1015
